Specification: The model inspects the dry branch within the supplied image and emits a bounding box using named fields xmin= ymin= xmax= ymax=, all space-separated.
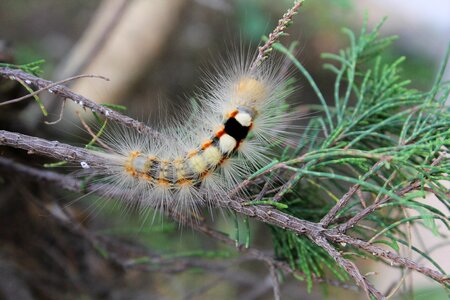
xmin=0 ymin=156 xmax=358 ymax=292
xmin=1 ymin=129 xmax=448 ymax=299
xmin=0 ymin=67 xmax=159 ymax=136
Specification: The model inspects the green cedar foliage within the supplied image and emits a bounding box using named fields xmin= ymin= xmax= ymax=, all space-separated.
xmin=266 ymin=17 xmax=450 ymax=292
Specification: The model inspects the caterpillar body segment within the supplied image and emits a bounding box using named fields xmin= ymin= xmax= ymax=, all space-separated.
xmin=124 ymin=106 xmax=253 ymax=183
xmin=89 ymin=55 xmax=295 ymax=215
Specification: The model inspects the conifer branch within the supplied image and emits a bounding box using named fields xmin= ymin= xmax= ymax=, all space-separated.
xmin=0 ymin=156 xmax=359 ymax=292
xmin=1 ymin=1 xmax=449 ymax=298
xmin=1 ymin=130 xmax=448 ymax=298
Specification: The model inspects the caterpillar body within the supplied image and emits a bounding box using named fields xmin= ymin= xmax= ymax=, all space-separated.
xmin=87 ymin=55 xmax=295 ymax=215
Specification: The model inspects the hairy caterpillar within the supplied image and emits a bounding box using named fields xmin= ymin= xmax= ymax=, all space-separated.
xmin=83 ymin=54 xmax=296 ymax=216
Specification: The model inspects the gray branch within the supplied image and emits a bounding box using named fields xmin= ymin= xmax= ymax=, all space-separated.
xmin=0 ymin=67 xmax=159 ymax=136
xmin=1 ymin=129 xmax=448 ymax=299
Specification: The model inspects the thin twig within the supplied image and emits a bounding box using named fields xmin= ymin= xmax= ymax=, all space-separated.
xmin=338 ymin=149 xmax=446 ymax=232
xmin=0 ymin=73 xmax=109 ymax=106
xmin=310 ymin=234 xmax=384 ymax=299
xmin=250 ymin=0 xmax=304 ymax=70
xmin=328 ymin=233 xmax=450 ymax=285
xmin=0 ymin=67 xmax=160 ymax=136
xmin=320 ymin=159 xmax=388 ymax=227
xmin=44 ymin=98 xmax=66 ymax=125
xmin=76 ymin=111 xmax=113 ymax=151
xmin=268 ymin=262 xmax=281 ymax=300
xmin=338 ymin=181 xmax=421 ymax=233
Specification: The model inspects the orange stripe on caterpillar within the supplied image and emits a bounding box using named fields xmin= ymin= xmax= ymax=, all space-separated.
xmin=85 ymin=51 xmax=296 ymax=217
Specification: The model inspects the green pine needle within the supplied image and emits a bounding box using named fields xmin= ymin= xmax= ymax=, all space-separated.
xmin=262 ymin=17 xmax=450 ymax=291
